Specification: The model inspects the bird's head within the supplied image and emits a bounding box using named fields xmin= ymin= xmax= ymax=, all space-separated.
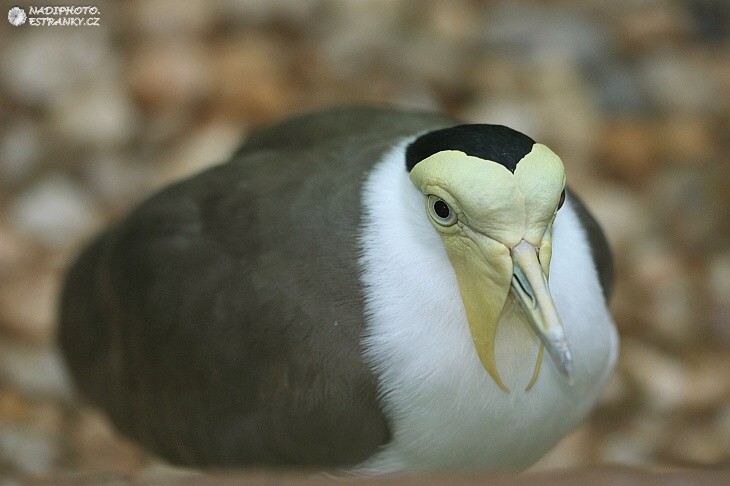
xmin=407 ymin=125 xmax=571 ymax=392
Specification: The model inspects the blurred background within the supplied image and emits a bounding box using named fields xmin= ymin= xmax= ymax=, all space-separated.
xmin=0 ymin=0 xmax=729 ymax=480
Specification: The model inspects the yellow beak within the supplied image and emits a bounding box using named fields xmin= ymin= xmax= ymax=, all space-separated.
xmin=445 ymin=231 xmax=573 ymax=392
xmin=510 ymin=240 xmax=574 ymax=384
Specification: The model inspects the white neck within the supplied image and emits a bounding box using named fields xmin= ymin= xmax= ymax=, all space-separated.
xmin=355 ymin=142 xmax=618 ymax=473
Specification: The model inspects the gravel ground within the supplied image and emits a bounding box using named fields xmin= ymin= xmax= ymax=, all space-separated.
xmin=1 ymin=0 xmax=729 ymax=481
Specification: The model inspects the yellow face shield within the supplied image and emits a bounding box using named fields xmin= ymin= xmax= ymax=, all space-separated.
xmin=410 ymin=144 xmax=571 ymax=392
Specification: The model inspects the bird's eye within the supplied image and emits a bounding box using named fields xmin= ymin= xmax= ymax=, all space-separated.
xmin=427 ymin=195 xmax=457 ymax=226
xmin=557 ymin=189 xmax=566 ymax=210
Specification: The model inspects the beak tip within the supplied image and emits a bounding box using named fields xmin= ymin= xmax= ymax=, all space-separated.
xmin=556 ymin=358 xmax=575 ymax=385
xmin=549 ymin=339 xmax=575 ymax=385
xmin=563 ymin=365 xmax=575 ymax=386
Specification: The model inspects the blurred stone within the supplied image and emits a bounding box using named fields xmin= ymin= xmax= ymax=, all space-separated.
xmin=211 ymin=34 xmax=293 ymax=120
xmin=682 ymin=354 xmax=730 ymax=412
xmin=708 ymin=252 xmax=730 ymax=305
xmin=0 ymin=341 xmax=73 ymax=402
xmin=621 ymin=339 xmax=689 ymax=413
xmin=0 ymin=270 xmax=58 ymax=344
xmin=665 ymin=423 xmax=727 ymax=465
xmin=128 ymin=42 xmax=213 ymax=112
xmin=126 ymin=0 xmax=215 ymax=37
xmin=715 ymin=404 xmax=730 ymax=452
xmin=480 ymin=4 xmax=610 ymax=66
xmin=0 ymin=30 xmax=112 ymax=106
xmin=0 ymin=388 xmax=30 ymax=423
xmin=599 ymin=437 xmax=652 ymax=466
xmin=616 ymin=3 xmax=692 ymax=50
xmin=659 ymin=116 xmax=717 ymax=163
xmin=531 ymin=60 xmax=602 ymax=168
xmin=0 ymin=120 xmax=43 ymax=186
xmin=319 ymin=1 xmax=407 ymax=79
xmin=638 ymin=49 xmax=722 ymax=115
xmin=50 ymin=83 xmax=137 ymax=149
xmin=9 ymin=174 xmax=102 ymax=248
xmin=586 ymin=59 xmax=651 ymax=115
xmin=0 ymin=424 xmax=61 ymax=476
xmin=688 ymin=0 xmax=730 ymax=42
xmin=0 ymin=224 xmax=29 ymax=277
xmin=595 ymin=118 xmax=661 ymax=186
xmin=608 ymin=276 xmax=641 ymax=335
xmin=220 ymin=0 xmax=320 ymax=25
xmin=595 ymin=371 xmax=632 ymax=412
xmin=598 ymin=416 xmax=665 ymax=465
xmin=28 ymin=402 xmax=64 ymax=434
xmin=393 ymin=37 xmax=469 ymax=89
xmin=83 ymin=154 xmax=152 ymax=210
xmin=575 ymin=183 xmax=651 ymax=251
xmin=466 ymin=58 xmax=525 ymax=95
xmin=426 ymin=1 xmax=480 ymax=43
xmin=629 ymin=240 xmax=693 ymax=344
xmin=649 ymin=279 xmax=694 ymax=345
xmin=135 ymin=111 xmax=195 ymax=149
xmin=136 ymin=461 xmax=206 ymax=482
xmin=529 ymin=427 xmax=593 ymax=470
xmin=649 ymin=166 xmax=723 ymax=252
xmin=710 ymin=306 xmax=730 ymax=342
xmin=708 ymin=252 xmax=730 ymax=339
xmin=69 ymin=409 xmax=150 ymax=474
xmin=391 ymin=81 xmax=440 ymax=114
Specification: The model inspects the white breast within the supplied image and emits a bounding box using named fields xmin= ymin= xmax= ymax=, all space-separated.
xmin=355 ymin=142 xmax=618 ymax=474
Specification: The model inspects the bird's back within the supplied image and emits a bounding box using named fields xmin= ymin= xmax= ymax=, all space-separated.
xmin=58 ymin=106 xmax=454 ymax=467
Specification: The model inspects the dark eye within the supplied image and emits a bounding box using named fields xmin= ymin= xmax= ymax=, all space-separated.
xmin=434 ymin=199 xmax=450 ymax=218
xmin=557 ymin=189 xmax=566 ymax=210
xmin=427 ymin=195 xmax=457 ymax=226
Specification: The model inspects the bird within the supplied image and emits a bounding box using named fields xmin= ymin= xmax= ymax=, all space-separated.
xmin=59 ymin=105 xmax=618 ymax=474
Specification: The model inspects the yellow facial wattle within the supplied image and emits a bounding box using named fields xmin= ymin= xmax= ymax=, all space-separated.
xmin=409 ymin=144 xmax=570 ymax=391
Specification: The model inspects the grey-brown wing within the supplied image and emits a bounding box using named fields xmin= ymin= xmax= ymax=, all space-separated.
xmin=59 ymin=160 xmax=388 ymax=467
xmin=59 ymin=106 xmax=458 ymax=467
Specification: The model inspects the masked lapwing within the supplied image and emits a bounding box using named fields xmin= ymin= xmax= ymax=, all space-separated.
xmin=59 ymin=106 xmax=618 ymax=473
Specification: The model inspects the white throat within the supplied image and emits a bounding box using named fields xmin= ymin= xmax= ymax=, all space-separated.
xmin=355 ymin=141 xmax=618 ymax=474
